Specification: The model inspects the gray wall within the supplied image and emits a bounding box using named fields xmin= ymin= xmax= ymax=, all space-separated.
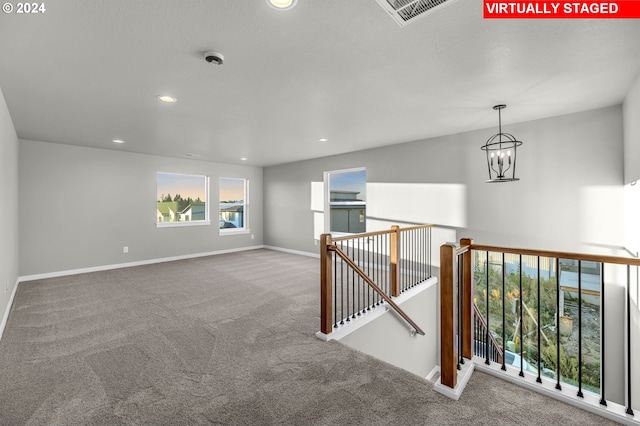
xmin=0 ymin=86 xmax=19 ymax=332
xmin=19 ymin=140 xmax=263 ymax=276
xmin=624 ymin=70 xmax=640 ymax=184
xmin=623 ymin=70 xmax=640 ymax=411
xmin=339 ymin=283 xmax=438 ymax=378
xmin=264 ymin=106 xmax=625 ymax=255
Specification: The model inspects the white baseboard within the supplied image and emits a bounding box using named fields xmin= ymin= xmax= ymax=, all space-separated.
xmin=19 ymin=245 xmax=266 ymax=282
xmin=263 ymin=245 xmax=319 ymax=258
xmin=426 ymin=365 xmax=440 ymax=382
xmin=0 ymin=277 xmax=20 ymax=341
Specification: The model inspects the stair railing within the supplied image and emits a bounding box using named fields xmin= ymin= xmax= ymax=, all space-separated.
xmin=319 ymin=224 xmax=433 ymax=336
xmin=441 ymin=237 xmax=640 ymax=418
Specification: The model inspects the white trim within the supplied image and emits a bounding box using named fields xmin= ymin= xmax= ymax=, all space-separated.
xmin=156 ymin=220 xmax=211 ymax=228
xmin=473 ymin=356 xmax=639 ymax=426
xmin=19 ymin=245 xmax=265 ymax=282
xmin=219 ymin=228 xmax=251 ymax=236
xmin=425 ymin=365 xmax=440 ymax=382
xmin=433 ymin=358 xmax=474 ymax=401
xmin=0 ymin=278 xmax=20 ymax=341
xmin=264 ymin=245 xmax=319 ymax=258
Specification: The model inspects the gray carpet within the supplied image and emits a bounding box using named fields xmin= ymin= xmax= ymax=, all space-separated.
xmin=0 ymin=249 xmax=617 ymax=425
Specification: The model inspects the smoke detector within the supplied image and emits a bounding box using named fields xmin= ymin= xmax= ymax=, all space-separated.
xmin=204 ymin=51 xmax=224 ymax=65
xmin=376 ymin=0 xmax=457 ymax=27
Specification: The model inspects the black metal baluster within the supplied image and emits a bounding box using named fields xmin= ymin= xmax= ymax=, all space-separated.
xmin=366 ymin=237 xmax=370 ymax=311
xmin=600 ymin=262 xmax=607 ymax=406
xmin=429 ymin=227 xmax=432 ymax=277
xmin=419 ymin=228 xmax=422 ymax=282
xmin=357 ymin=237 xmax=362 ymax=316
xmin=502 ymin=252 xmax=506 ymax=371
xmin=519 ymin=254 xmax=524 ymax=377
xmin=411 ymin=229 xmax=415 ymax=287
xmin=577 ymin=261 xmax=583 ymax=398
xmin=555 ymin=258 xmax=561 ymax=390
xmin=336 ymin=247 xmax=338 ymax=328
xmin=346 ymin=241 xmax=351 ymax=322
xmin=376 ymin=235 xmax=384 ymax=305
xmin=537 ymin=256 xmax=542 ymax=383
xmin=485 ymin=251 xmax=490 ymax=365
xmin=340 ymin=241 xmax=345 ymax=325
xmin=415 ymin=229 xmax=419 ymax=283
xmin=626 ymin=265 xmax=634 ymax=416
xmin=384 ymin=234 xmax=388 ymax=300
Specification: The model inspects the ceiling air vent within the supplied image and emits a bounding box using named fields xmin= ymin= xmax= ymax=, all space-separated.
xmin=376 ymin=0 xmax=455 ymax=27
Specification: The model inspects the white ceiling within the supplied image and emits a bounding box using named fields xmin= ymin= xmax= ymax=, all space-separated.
xmin=1 ymin=1 xmax=640 ymax=167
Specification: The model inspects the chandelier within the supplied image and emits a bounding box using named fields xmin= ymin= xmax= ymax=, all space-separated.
xmin=481 ymin=104 xmax=523 ymax=183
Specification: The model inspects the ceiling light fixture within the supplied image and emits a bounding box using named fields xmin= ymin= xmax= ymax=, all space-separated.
xmin=318 ymin=138 xmax=328 ymax=143
xmin=266 ymin=0 xmax=297 ymax=10
xmin=112 ymin=139 xmax=125 ymax=144
xmin=481 ymin=104 xmax=523 ymax=183
xmin=157 ymin=95 xmax=177 ymax=103
xmin=240 ymin=157 xmax=248 ymax=161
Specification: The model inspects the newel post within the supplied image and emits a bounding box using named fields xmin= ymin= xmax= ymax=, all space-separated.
xmin=440 ymin=242 xmax=457 ymax=389
xmin=390 ymin=225 xmax=401 ymax=297
xmin=320 ymin=234 xmax=333 ymax=334
xmin=460 ymin=238 xmax=474 ymax=360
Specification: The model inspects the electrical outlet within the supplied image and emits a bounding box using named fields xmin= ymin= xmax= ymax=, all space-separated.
xmin=251 ymin=234 xmax=254 ymax=240
xmin=123 ymin=246 xmax=129 ymax=254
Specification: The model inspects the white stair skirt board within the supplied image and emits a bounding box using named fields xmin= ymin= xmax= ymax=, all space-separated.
xmin=433 ymin=358 xmax=474 ymax=401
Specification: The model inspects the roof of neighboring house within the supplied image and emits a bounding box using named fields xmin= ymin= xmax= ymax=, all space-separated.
xmin=221 ymin=205 xmax=243 ymax=212
xmin=157 ymin=201 xmax=179 ymax=215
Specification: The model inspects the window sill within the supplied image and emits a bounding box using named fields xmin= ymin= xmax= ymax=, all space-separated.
xmin=156 ymin=221 xmax=211 ymax=228
xmin=219 ymin=228 xmax=250 ymax=236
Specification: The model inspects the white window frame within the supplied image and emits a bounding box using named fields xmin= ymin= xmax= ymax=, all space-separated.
xmin=156 ymin=172 xmax=210 ymax=228
xmin=219 ymin=177 xmax=250 ymax=235
xmin=324 ymin=167 xmax=366 ymax=236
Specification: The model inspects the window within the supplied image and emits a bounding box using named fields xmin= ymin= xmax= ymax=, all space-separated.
xmin=219 ymin=177 xmax=248 ymax=234
xmin=325 ymin=168 xmax=366 ymax=234
xmin=156 ymin=172 xmax=209 ymax=227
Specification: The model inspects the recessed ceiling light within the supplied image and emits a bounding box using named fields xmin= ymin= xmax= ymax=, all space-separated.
xmin=318 ymin=138 xmax=329 ymax=143
xmin=266 ymin=0 xmax=297 ymax=10
xmin=112 ymin=139 xmax=125 ymax=144
xmin=240 ymin=157 xmax=248 ymax=161
xmin=157 ymin=95 xmax=177 ymax=103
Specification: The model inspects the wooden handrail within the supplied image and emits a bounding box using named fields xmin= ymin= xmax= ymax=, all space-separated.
xmin=328 ymin=244 xmax=426 ymax=336
xmin=397 ymin=224 xmax=435 ymax=233
xmin=331 ymin=228 xmax=395 ymax=242
xmin=473 ymin=303 xmax=503 ymax=364
xmin=330 ymin=223 xmax=434 ymax=242
xmin=469 ymin=243 xmax=640 ymax=266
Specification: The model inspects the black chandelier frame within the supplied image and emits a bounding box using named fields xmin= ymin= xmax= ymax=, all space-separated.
xmin=481 ymin=104 xmax=523 ymax=183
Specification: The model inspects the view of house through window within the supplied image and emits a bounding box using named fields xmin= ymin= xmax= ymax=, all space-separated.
xmin=156 ymin=172 xmax=209 ymax=226
xmin=220 ymin=177 xmax=248 ymax=232
xmin=326 ymin=168 xmax=366 ymax=234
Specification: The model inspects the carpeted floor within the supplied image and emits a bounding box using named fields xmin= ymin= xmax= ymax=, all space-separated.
xmin=0 ymin=249 xmax=618 ymax=425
